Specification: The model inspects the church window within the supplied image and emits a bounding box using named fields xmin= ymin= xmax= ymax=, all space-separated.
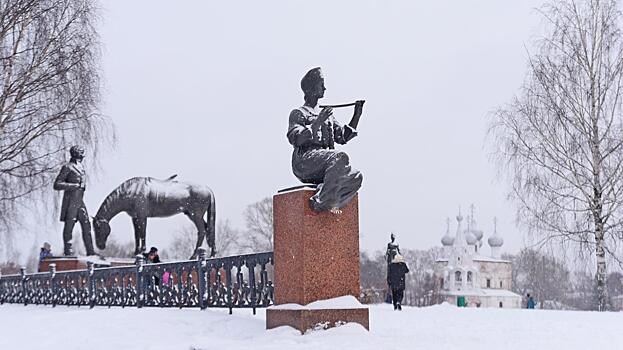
xmin=455 ymin=271 xmax=462 ymax=282
xmin=499 ymin=281 xmax=503 ymax=288
xmin=467 ymin=271 xmax=473 ymax=284
xmin=440 ymin=278 xmax=444 ymax=289
xmin=486 ymin=279 xmax=491 ymax=288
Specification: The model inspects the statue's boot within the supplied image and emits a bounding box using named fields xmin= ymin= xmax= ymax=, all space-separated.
xmin=83 ymin=234 xmax=96 ymax=256
xmin=80 ymin=215 xmax=96 ymax=256
xmin=63 ymin=242 xmax=74 ymax=256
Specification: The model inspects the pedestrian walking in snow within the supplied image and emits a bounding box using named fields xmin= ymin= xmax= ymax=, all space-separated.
xmin=387 ymin=254 xmax=409 ymax=310
xmin=527 ymin=294 xmax=535 ymax=309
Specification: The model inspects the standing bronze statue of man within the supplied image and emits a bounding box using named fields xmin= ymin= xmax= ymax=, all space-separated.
xmin=287 ymin=67 xmax=365 ymax=213
xmin=53 ymin=145 xmax=96 ymax=256
xmin=386 ymin=233 xmax=401 ymax=266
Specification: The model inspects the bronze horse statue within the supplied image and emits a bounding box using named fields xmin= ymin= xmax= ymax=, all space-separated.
xmin=93 ymin=175 xmax=216 ymax=258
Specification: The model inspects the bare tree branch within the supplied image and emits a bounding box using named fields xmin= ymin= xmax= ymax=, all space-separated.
xmin=240 ymin=197 xmax=273 ymax=252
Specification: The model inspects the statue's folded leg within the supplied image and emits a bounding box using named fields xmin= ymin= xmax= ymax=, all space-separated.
xmin=311 ymin=151 xmax=359 ymax=211
xmin=335 ymin=171 xmax=363 ymax=209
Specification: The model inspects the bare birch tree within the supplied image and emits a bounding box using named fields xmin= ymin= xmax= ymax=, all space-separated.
xmin=489 ymin=0 xmax=623 ymax=310
xmin=0 ymin=0 xmax=111 ymax=256
xmin=167 ymin=220 xmax=241 ymax=260
xmin=240 ymin=197 xmax=273 ymax=252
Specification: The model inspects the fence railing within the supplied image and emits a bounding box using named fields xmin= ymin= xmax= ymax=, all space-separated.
xmin=0 ymin=248 xmax=274 ymax=314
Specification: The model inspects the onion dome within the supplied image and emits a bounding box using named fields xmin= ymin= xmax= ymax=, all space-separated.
xmin=468 ymin=205 xmax=484 ymax=241
xmin=488 ymin=218 xmax=504 ymax=247
xmin=465 ymin=231 xmax=478 ymax=245
xmin=470 ymin=221 xmax=484 ymax=241
xmin=441 ymin=217 xmax=455 ymax=246
xmin=454 ymin=208 xmax=466 ymax=247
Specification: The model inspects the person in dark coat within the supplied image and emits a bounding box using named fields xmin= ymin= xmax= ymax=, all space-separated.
xmin=387 ymin=254 xmax=409 ymax=310
xmin=527 ymin=293 xmax=536 ymax=309
xmin=53 ymin=145 xmax=95 ymax=256
xmin=143 ymin=247 xmax=161 ymax=264
xmin=143 ymin=247 xmax=161 ymax=286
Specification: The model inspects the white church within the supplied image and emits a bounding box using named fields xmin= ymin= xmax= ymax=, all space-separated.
xmin=434 ymin=206 xmax=522 ymax=308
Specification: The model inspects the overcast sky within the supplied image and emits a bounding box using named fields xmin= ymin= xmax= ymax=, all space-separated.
xmin=23 ymin=0 xmax=552 ymax=259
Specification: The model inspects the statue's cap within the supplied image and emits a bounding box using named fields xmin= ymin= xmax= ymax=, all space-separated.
xmin=301 ymin=67 xmax=323 ymax=94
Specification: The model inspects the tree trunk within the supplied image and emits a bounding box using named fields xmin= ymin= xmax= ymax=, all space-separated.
xmin=594 ymin=224 xmax=609 ymax=311
xmin=592 ymin=183 xmax=608 ymax=311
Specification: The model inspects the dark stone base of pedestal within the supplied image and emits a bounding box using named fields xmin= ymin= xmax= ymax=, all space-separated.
xmin=266 ymin=307 xmax=369 ymax=333
xmin=38 ymin=257 xmax=110 ymax=272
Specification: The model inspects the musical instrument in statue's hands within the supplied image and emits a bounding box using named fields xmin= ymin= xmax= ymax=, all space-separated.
xmin=317 ymin=100 xmax=365 ymax=129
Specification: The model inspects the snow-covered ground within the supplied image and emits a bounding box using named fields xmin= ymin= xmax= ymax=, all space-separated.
xmin=0 ymin=303 xmax=621 ymax=350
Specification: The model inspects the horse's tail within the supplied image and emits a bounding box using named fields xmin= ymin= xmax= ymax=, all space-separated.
xmin=205 ymin=189 xmax=216 ymax=257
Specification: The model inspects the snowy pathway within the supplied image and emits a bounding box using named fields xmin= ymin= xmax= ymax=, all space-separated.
xmin=0 ymin=303 xmax=621 ymax=350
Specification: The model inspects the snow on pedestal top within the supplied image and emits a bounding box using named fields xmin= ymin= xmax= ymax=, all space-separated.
xmin=269 ymin=295 xmax=366 ymax=310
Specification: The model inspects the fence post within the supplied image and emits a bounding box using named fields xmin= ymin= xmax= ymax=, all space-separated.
xmin=20 ymin=267 xmax=27 ymax=306
xmin=197 ymin=248 xmax=207 ymax=310
xmin=49 ymin=264 xmax=57 ymax=307
xmin=225 ymin=261 xmax=233 ymax=315
xmin=247 ymin=260 xmax=257 ymax=315
xmin=135 ymin=254 xmax=144 ymax=308
xmin=87 ymin=262 xmax=95 ymax=308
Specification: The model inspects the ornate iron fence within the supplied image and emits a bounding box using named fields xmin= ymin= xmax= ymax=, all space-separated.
xmin=0 ymin=248 xmax=274 ymax=314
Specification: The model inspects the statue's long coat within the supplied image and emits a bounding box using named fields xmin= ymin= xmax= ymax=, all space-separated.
xmin=53 ymin=162 xmax=87 ymax=222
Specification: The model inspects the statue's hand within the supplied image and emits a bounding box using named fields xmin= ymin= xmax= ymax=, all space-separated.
xmin=314 ymin=107 xmax=333 ymax=127
xmin=353 ymin=100 xmax=365 ymax=118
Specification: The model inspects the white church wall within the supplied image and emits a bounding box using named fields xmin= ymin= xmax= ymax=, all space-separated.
xmin=476 ymin=260 xmax=513 ymax=290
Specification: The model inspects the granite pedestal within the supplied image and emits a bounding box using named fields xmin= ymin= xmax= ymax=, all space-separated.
xmin=38 ymin=256 xmax=110 ymax=272
xmin=266 ymin=188 xmax=369 ymax=333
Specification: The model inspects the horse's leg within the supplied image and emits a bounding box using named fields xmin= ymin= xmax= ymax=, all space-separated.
xmin=132 ymin=217 xmax=141 ymax=255
xmin=187 ymin=211 xmax=207 ymax=259
xmin=140 ymin=218 xmax=147 ymax=253
xmin=132 ymin=217 xmax=147 ymax=255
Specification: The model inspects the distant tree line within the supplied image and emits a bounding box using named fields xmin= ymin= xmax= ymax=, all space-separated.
xmin=503 ymin=249 xmax=623 ymax=310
